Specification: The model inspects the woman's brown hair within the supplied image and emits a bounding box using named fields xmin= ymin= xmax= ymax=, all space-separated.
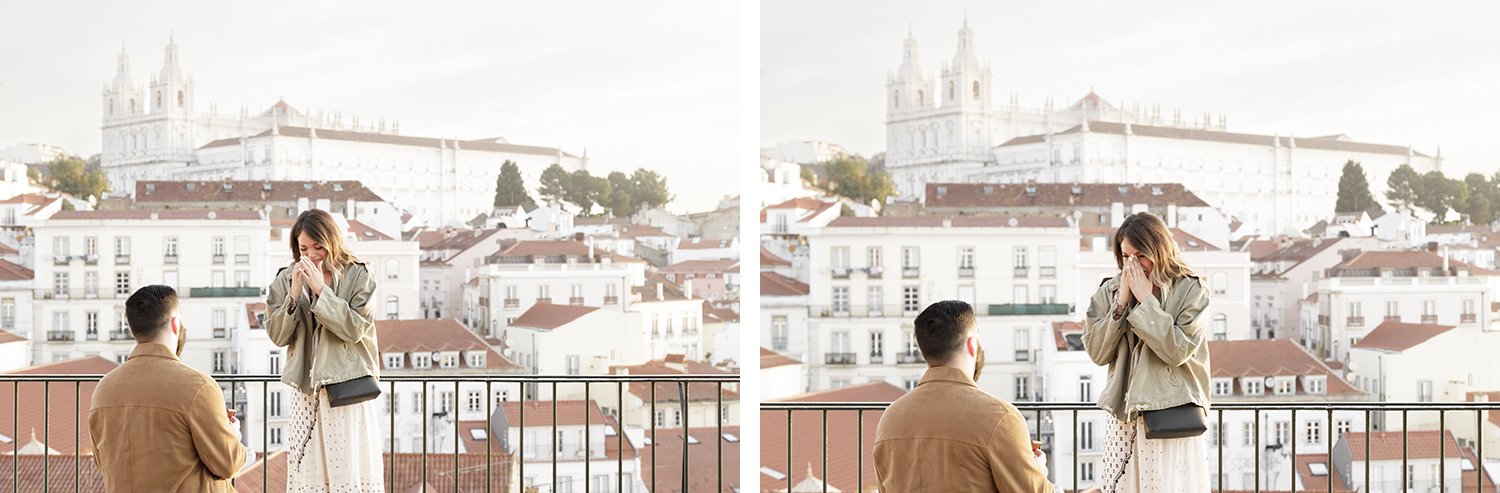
xmin=290 ymin=209 xmax=357 ymax=273
xmin=1113 ymin=211 xmax=1194 ymax=289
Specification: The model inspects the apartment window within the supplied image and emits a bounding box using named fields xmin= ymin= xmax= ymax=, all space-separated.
xmin=1243 ymin=422 xmax=1256 ymax=446
xmin=570 ymin=284 xmax=582 ymax=303
xmin=467 ymin=352 xmax=485 ymax=368
xmin=1013 ymin=285 xmax=1028 ymax=304
xmin=163 ymin=271 xmax=178 ymax=289
xmin=0 ymin=299 xmax=13 ymax=329
xmin=901 ymin=247 xmax=920 ymax=276
xmin=831 ymin=287 xmax=849 ymax=314
xmin=412 ymin=393 xmax=422 ymax=414
xmin=1039 ymin=246 xmax=1056 ymax=278
xmin=53 ymin=272 xmax=68 ymax=296
xmin=413 ymin=354 xmax=431 ymax=369
xmin=902 ymin=286 xmax=920 ymax=313
xmin=565 ymin=355 xmax=581 ymax=375
xmin=1013 ymin=247 xmax=1029 ymax=277
xmin=958 ymin=247 xmax=975 ymax=275
xmin=84 ymin=237 xmax=98 ymax=257
xmin=869 ymin=331 xmax=884 ymax=359
xmin=233 ymin=270 xmax=248 ymax=288
xmin=1308 ymin=377 xmax=1326 ymax=394
xmin=1080 ymin=462 xmax=1096 ymax=482
xmin=441 ymin=353 xmax=459 ymax=369
xmin=1418 ymin=380 xmax=1434 ymax=402
xmin=1213 ymin=379 xmax=1232 ymax=396
xmin=831 ymin=246 xmax=850 ymax=271
xmin=467 ymin=391 xmax=482 ymax=412
xmin=1209 ymin=423 xmax=1220 ymax=446
xmin=831 ymin=331 xmax=851 ymax=354
xmin=771 ymin=316 xmax=788 ymax=350
xmin=904 ymin=378 xmax=918 ymax=391
xmin=114 ymin=237 xmax=130 ymax=259
xmin=866 ymin=247 xmax=882 ymax=269
xmin=1080 ymin=420 xmax=1095 ymax=451
xmin=270 ymin=391 xmax=283 ymax=418
xmin=1385 ymin=301 xmax=1398 ymax=319
xmin=212 ymin=237 xmax=225 ymax=263
xmin=1274 ymin=421 xmax=1290 ymax=445
xmin=1211 ymin=272 xmax=1227 ymax=295
xmin=439 ymin=391 xmax=454 ymax=413
xmin=115 ymin=272 xmax=131 ymax=296
xmin=212 ymin=271 xmax=224 ymax=288
xmin=1337 ymin=419 xmax=1352 ymax=437
xmin=212 ymin=309 xmax=226 ymax=337
xmin=1079 ymin=375 xmax=1093 ymax=401
xmin=538 ymin=284 xmax=550 ymax=301
xmin=269 ymin=350 xmax=281 ymax=374
xmin=212 ymin=351 xmax=226 ymax=373
xmin=269 ymin=427 xmax=283 ymax=446
xmin=1014 ymin=376 xmax=1030 ymax=401
xmin=1306 ymin=419 xmax=1323 ymax=445
xmin=1040 ymin=285 xmax=1056 ymax=304
xmin=53 ymin=236 xmax=69 ymax=257
xmin=385 ymin=354 xmax=403 ymax=369
xmin=1014 ymin=329 xmax=1030 ymax=361
xmin=656 ymin=410 xmax=666 ymax=427
xmin=386 ymin=296 xmax=399 ymax=319
xmin=165 ymin=237 xmax=178 ymax=259
xmin=1244 ymin=379 xmax=1264 ymax=396
xmin=234 ymin=236 xmax=250 ymax=264
xmin=86 ymin=311 xmax=98 ymax=338
xmin=386 ymin=393 xmax=400 ymax=414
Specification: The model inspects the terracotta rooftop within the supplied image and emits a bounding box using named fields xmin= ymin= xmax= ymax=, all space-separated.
xmin=1080 ymin=226 xmax=1221 ymax=252
xmin=925 ymin=182 xmax=1210 ymax=208
xmin=777 ymin=381 xmax=906 ymax=403
xmin=0 ymin=329 xmax=25 ymax=345
xmin=635 ymin=274 xmax=693 ymax=302
xmin=702 ymin=302 xmax=739 ymax=324
xmin=761 ymin=348 xmax=802 ymax=369
xmin=48 ymin=210 xmax=263 ymax=221
xmin=1351 ymin=320 xmax=1456 ymax=352
xmin=245 ymin=303 xmax=267 ymax=330
xmin=615 ymin=223 xmax=671 ymax=239
xmin=999 ymin=121 xmax=1430 ymax=158
xmin=0 ymin=455 xmax=103 ymax=491
xmin=509 ymin=303 xmax=599 ymax=331
xmin=345 ymin=219 xmax=393 ymax=241
xmin=761 ymin=271 xmax=810 ymax=297
xmin=374 ymin=319 xmax=517 ymax=369
xmin=1206 ymin=340 xmax=1360 ymax=395
xmin=0 ymin=259 xmax=33 ymax=281
xmin=500 ymin=400 xmax=608 ymax=428
xmin=761 ymin=247 xmax=792 ymax=267
xmin=639 ymin=426 xmax=740 ymax=493
xmin=135 ymin=180 xmax=385 ymax=203
xmin=199 ymin=124 xmax=577 ymax=158
xmin=1344 ymin=430 xmax=1465 ymax=461
xmin=613 ymin=359 xmax=738 ymax=403
xmin=0 ymin=193 xmax=52 ymax=205
xmin=827 ymin=215 xmax=1070 ymax=229
xmin=0 ymin=243 xmax=17 ymax=255
xmin=238 ymin=450 xmax=518 ymax=493
xmin=1291 ymin=454 xmax=1355 ymax=492
xmin=763 ymin=384 xmax=897 ymax=493
xmin=0 ymin=357 xmax=118 ymax=455
xmin=1332 ymin=250 xmax=1500 ymax=276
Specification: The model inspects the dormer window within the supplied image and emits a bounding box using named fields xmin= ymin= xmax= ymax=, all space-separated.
xmin=263 ymin=182 xmax=273 ymax=191
xmin=1306 ymin=376 xmax=1327 ymax=394
xmin=467 ymin=352 xmax=486 ymax=368
xmin=936 ymin=186 xmax=948 ymax=197
xmin=384 ymin=354 xmax=403 ymax=369
xmin=334 ymin=184 xmax=344 ymax=192
xmin=413 ymin=354 xmax=431 ymax=369
xmin=304 ymin=183 xmax=313 ymax=191
xmin=1151 ymin=186 xmax=1163 ymax=196
xmin=186 ymin=183 xmax=196 ymax=192
xmin=441 ymin=353 xmax=459 ymax=369
xmin=1212 ymin=379 xmax=1233 ymax=396
xmin=145 ymin=184 xmax=156 ymax=193
xmin=1276 ymin=377 xmax=1295 ymax=395
xmin=223 ymin=183 xmax=234 ymax=191
xmin=1117 ymin=186 xmax=1128 ymax=194
xmin=1242 ymin=378 xmax=1264 ymax=396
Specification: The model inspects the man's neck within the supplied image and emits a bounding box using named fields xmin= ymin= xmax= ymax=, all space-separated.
xmin=930 ymin=363 xmax=975 ymax=381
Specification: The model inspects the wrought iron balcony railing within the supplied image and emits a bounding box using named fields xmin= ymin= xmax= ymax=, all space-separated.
xmin=0 ymin=373 xmax=738 ymax=493
xmin=761 ymin=401 xmax=1500 ymax=493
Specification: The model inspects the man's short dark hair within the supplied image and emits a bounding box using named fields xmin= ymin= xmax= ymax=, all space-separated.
xmin=913 ymin=300 xmax=975 ymax=364
xmin=126 ymin=285 xmax=179 ymax=341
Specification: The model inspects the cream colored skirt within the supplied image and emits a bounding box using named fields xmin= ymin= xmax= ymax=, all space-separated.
xmin=1099 ymin=414 xmax=1211 ymax=493
xmin=286 ymin=389 xmax=385 ymax=493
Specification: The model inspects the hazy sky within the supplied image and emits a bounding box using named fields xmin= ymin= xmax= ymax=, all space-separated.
xmin=763 ymin=1 xmax=1500 ymax=179
xmin=0 ymin=1 xmax=738 ymax=213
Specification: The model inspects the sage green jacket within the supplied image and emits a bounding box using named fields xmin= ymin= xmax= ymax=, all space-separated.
xmin=1082 ymin=274 xmax=1212 ymax=423
xmin=265 ymin=261 xmax=380 ymax=395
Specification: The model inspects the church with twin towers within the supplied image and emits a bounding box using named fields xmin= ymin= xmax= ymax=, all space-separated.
xmin=99 ymin=38 xmax=587 ymax=227
xmin=886 ymin=20 xmax=1441 ymax=237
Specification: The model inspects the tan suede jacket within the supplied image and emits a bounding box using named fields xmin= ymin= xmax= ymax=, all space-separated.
xmin=1082 ymin=274 xmax=1213 ymax=423
xmin=265 ymin=260 xmax=380 ymax=395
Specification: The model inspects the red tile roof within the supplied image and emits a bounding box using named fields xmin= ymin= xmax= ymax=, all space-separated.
xmin=0 ymin=242 xmax=17 ymax=255
xmin=761 ymin=348 xmax=802 ymax=369
xmin=1291 ymin=454 xmax=1355 ymax=492
xmin=235 ymin=451 xmax=517 ymax=493
xmin=1207 ymin=340 xmax=1361 ymax=395
xmin=245 ymin=303 xmax=267 ymax=330
xmin=1344 ymin=430 xmax=1465 ymax=461
xmin=613 ymin=359 xmax=738 ymax=403
xmin=761 ymin=271 xmax=810 ymax=297
xmin=49 ymin=210 xmax=263 ymax=221
xmin=0 ymin=329 xmax=25 ymax=345
xmin=777 ymin=381 xmax=906 ymax=403
xmin=1001 ymin=121 xmax=1429 ymax=157
xmin=496 ymin=239 xmax=591 ymax=258
xmin=501 ymin=400 xmax=608 ymax=428
xmin=0 ymin=357 xmax=118 ymax=455
xmin=762 ymin=384 xmax=897 ymax=493
xmin=761 ymin=247 xmax=792 ymax=267
xmin=374 ymin=319 xmax=517 ymax=369
xmin=200 ymin=125 xmax=576 ymax=157
xmin=766 ymin=197 xmax=829 ymax=210
xmin=635 ymin=274 xmax=693 ymax=302
xmin=1352 ymin=320 xmax=1456 ymax=352
xmin=423 ymin=229 xmax=503 ymax=257
xmin=925 ymin=182 xmax=1210 ymax=209
xmin=0 ymin=259 xmax=33 ymax=281
xmin=639 ymin=427 xmax=740 ymax=493
xmin=615 ymin=223 xmax=671 ymax=239
xmin=702 ymin=302 xmax=739 ymax=324
xmin=0 ymin=455 xmax=103 ymax=491
xmin=510 ymin=303 xmax=599 ymax=331
xmin=1053 ymin=321 xmax=1085 ymax=351
xmin=826 ymin=215 xmax=1070 ymax=229
xmin=1080 ymin=227 xmax=1221 ymax=252
xmin=345 ymin=219 xmax=393 ymax=241
xmin=135 ymin=180 xmax=385 ymax=203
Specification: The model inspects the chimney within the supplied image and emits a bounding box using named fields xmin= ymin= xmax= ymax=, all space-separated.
xmin=656 ymin=282 xmax=664 ymax=301
xmin=685 ymin=279 xmax=694 ymax=299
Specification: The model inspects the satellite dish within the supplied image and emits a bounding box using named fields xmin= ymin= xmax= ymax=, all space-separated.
xmin=1008 ymin=217 xmax=1019 ymax=227
xmin=489 ymin=405 xmax=512 ymax=454
xmin=1345 ymin=361 xmax=1359 ymax=373
xmin=1263 ymin=376 xmax=1278 ymax=387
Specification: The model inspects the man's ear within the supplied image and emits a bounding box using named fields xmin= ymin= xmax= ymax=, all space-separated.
xmin=967 ymin=335 xmax=978 ymax=357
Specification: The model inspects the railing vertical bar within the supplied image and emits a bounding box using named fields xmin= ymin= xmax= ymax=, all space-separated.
xmin=1327 ymin=408 xmax=1333 ymax=493
xmin=1218 ymin=408 xmax=1225 ymax=493
xmin=717 ymin=382 xmax=724 ymax=492
xmin=74 ymin=381 xmax=79 ymax=493
xmin=786 ymin=409 xmax=793 ymax=493
xmin=680 ymin=382 xmax=688 ymax=493
xmin=585 ymin=382 xmax=590 ymax=493
xmin=1072 ymin=409 xmax=1079 ymax=492
xmin=263 ymin=381 xmax=269 ymax=493
xmin=552 ymin=381 xmax=559 ymax=493
xmin=857 ymin=410 xmax=864 ymax=492
xmin=651 ymin=381 xmax=657 ymax=493
xmin=1478 ymin=407 xmax=1484 ymax=493
xmin=519 ymin=381 xmax=526 ymax=492
xmin=453 ymin=381 xmax=460 ymax=491
xmin=43 ymin=382 xmax=48 ymax=493
xmin=821 ymin=409 xmax=828 ymax=493
xmin=422 ymin=381 xmax=428 ymax=491
xmin=617 ymin=382 xmax=623 ymax=493
xmin=14 ymin=380 xmax=19 ymax=493
xmin=485 ymin=381 xmax=492 ymax=493
xmin=389 ymin=380 xmax=396 ymax=491
xmin=1254 ymin=410 xmax=1260 ymax=493
xmin=1441 ymin=409 xmax=1446 ymax=492
xmin=1290 ymin=409 xmax=1297 ymax=492
xmin=1365 ymin=409 xmax=1370 ymax=491
xmin=1402 ymin=409 xmax=1409 ymax=492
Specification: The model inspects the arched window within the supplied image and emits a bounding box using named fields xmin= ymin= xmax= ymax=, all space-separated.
xmin=972 ymin=81 xmax=980 ymax=100
xmin=177 ymin=91 xmax=184 ymax=108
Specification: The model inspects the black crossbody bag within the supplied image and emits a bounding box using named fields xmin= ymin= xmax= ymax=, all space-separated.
xmin=1142 ymin=403 xmax=1207 ymax=439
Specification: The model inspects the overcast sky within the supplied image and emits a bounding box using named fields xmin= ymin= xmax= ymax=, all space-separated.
xmin=763 ymin=1 xmax=1500 ymax=179
xmin=0 ymin=1 xmax=738 ymax=213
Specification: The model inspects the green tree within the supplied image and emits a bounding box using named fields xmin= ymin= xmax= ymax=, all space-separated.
xmin=606 ymin=171 xmax=635 ymax=217
xmin=840 ymin=204 xmax=855 ymax=216
xmin=1419 ymin=171 xmax=1467 ymax=222
xmin=564 ymin=170 xmax=612 ymax=215
xmin=537 ymin=163 xmax=570 ymax=205
xmin=44 ymin=157 xmax=110 ymax=202
xmin=1335 ymin=160 xmax=1378 ymax=213
xmin=26 ymin=166 xmax=40 ymax=183
xmin=492 ymin=160 xmax=536 ymax=210
xmin=820 ymin=155 xmax=893 ymax=205
xmin=1463 ymin=173 xmax=1493 ymax=224
xmin=1385 ymin=164 xmax=1423 ymax=211
xmin=629 ymin=169 xmax=673 ymax=210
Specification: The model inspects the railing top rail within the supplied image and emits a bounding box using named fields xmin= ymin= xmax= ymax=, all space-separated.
xmin=762 ymin=401 xmax=1500 ymax=411
xmin=0 ymin=373 xmax=740 ymax=383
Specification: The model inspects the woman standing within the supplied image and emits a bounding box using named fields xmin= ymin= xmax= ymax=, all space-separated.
xmin=1083 ymin=212 xmax=1213 ymax=492
xmin=266 ymin=209 xmax=384 ymax=492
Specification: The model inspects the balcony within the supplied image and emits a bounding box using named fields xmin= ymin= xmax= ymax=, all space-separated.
xmin=958 ymin=267 xmax=975 ymax=278
xmin=831 ymin=267 xmax=852 ymax=279
xmin=865 ymin=266 xmax=883 ymax=279
xmin=213 ymin=328 xmax=226 ymax=339
xmin=46 ymin=330 xmax=74 ymax=342
xmin=895 ymin=351 xmax=924 ymax=365
xmin=1463 ymin=313 xmax=1477 ymax=324
xmin=213 ymin=254 xmax=225 ymax=265
xmin=1040 ymin=266 xmax=1056 ymax=278
xmin=1385 ymin=315 xmax=1401 ymax=322
xmin=1014 ymin=266 xmax=1030 ymax=278
xmin=236 ymin=254 xmax=250 ymax=264
xmin=868 ymin=353 xmax=884 ymax=365
xmin=52 ymin=255 xmax=69 ymax=266
xmin=1422 ymin=314 xmax=1439 ymax=324
xmin=187 ymin=287 xmax=260 ymax=298
xmin=604 ymin=296 xmax=619 ymax=305
xmin=1346 ymin=316 xmax=1364 ymax=327
xmin=986 ymin=303 xmax=1070 ymax=316
xmin=0 ymin=374 xmax=738 ymax=492
xmin=536 ymin=297 xmax=552 ymax=305
xmin=114 ymin=254 xmax=130 ymax=265
xmin=83 ymin=254 xmax=98 ymax=266
xmin=825 ymin=352 xmax=856 ymax=365
xmin=761 ymin=401 xmax=1500 ymax=493
xmin=1317 ymin=314 xmax=1330 ymax=326
xmin=164 ymin=254 xmax=178 ymax=265
xmin=109 ymin=330 xmax=133 ymax=341
xmin=569 ymin=297 xmax=585 ymax=305
xmin=902 ymin=267 xmax=920 ymax=279
xmin=85 ymin=331 xmax=98 ymax=341
xmin=503 ymin=298 xmax=520 ymax=308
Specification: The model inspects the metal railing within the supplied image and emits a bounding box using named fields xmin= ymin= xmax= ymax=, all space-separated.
xmin=1 ymin=373 xmax=738 ymax=493
xmin=761 ymin=401 xmax=1500 ymax=493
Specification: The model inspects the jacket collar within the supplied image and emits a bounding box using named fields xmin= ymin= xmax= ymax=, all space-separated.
xmin=128 ymin=342 xmax=181 ymax=362
xmin=918 ymin=366 xmax=978 ymax=389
